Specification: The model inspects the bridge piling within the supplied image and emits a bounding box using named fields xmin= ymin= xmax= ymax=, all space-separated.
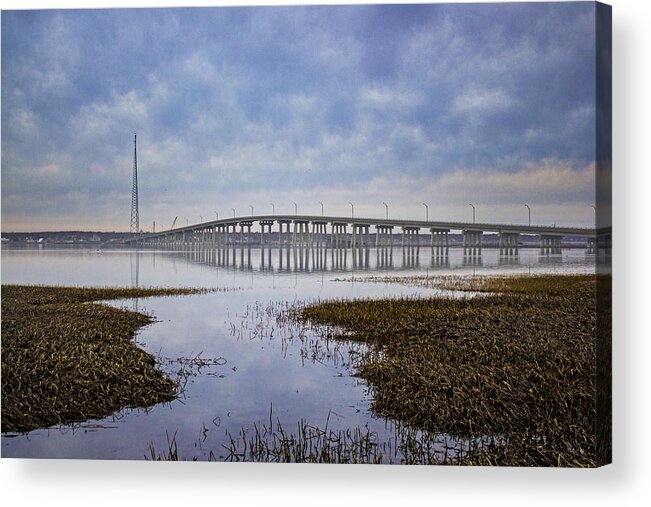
xmin=125 ymin=214 xmax=600 ymax=255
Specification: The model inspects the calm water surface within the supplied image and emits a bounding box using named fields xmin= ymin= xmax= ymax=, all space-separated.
xmin=1 ymin=245 xmax=596 ymax=461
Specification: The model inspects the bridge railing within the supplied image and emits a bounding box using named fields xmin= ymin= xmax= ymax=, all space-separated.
xmin=126 ymin=214 xmax=596 ymax=240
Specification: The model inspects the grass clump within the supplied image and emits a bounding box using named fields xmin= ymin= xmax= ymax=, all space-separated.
xmin=1 ymin=284 xmax=204 ymax=433
xmin=300 ymin=274 xmax=604 ymax=467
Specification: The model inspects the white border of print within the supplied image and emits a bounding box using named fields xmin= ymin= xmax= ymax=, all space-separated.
xmin=0 ymin=1 xmax=648 ymax=506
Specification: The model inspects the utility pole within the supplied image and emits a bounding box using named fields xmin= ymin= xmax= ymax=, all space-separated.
xmin=130 ymin=133 xmax=140 ymax=233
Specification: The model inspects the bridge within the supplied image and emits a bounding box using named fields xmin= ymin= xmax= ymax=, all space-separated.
xmin=124 ymin=214 xmax=609 ymax=252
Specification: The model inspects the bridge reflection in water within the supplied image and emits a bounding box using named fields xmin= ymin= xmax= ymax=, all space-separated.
xmin=138 ymin=242 xmax=596 ymax=275
xmin=128 ymin=213 xmax=610 ymax=273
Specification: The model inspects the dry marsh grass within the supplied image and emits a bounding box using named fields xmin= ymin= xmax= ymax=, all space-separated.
xmin=1 ymin=284 xmax=206 ymax=433
xmin=299 ymin=274 xmax=607 ymax=466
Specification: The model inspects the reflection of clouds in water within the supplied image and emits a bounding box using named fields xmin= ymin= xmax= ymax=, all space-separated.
xmin=131 ymin=291 xmax=376 ymax=459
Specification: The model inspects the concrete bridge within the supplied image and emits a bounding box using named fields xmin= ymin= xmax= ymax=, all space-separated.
xmin=125 ymin=214 xmax=609 ymax=253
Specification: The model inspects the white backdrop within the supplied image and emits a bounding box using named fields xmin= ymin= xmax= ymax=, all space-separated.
xmin=0 ymin=1 xmax=648 ymax=505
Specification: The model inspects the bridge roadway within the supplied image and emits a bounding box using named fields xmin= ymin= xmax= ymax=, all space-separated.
xmin=125 ymin=214 xmax=606 ymax=250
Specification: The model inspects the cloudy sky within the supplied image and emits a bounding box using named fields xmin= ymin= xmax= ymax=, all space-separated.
xmin=2 ymin=2 xmax=600 ymax=232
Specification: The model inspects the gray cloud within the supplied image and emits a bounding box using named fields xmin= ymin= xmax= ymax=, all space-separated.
xmin=2 ymin=3 xmax=599 ymax=231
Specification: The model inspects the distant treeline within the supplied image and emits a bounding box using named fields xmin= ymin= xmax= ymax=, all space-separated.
xmin=1 ymin=231 xmax=138 ymax=244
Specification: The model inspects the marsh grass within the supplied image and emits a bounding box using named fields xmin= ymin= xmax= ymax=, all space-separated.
xmin=145 ymin=405 xmax=470 ymax=464
xmin=1 ymin=284 xmax=209 ymax=433
xmin=220 ymin=414 xmax=509 ymax=464
xmin=226 ymin=299 xmax=365 ymax=370
xmin=144 ymin=404 xmax=512 ymax=464
xmin=299 ymin=274 xmax=603 ymax=466
xmin=222 ymin=414 xmax=384 ymax=464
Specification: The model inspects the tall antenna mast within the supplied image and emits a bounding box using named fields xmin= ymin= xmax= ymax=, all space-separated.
xmin=130 ymin=133 xmax=140 ymax=233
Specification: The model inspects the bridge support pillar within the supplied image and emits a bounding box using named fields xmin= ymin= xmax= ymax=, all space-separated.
xmin=463 ymin=230 xmax=482 ymax=257
xmin=277 ymin=221 xmax=290 ymax=246
xmin=311 ymin=222 xmax=327 ymax=248
xmin=402 ymin=226 xmax=420 ymax=247
xmin=238 ymin=221 xmax=253 ymax=246
xmin=430 ymin=228 xmax=450 ymax=248
xmin=292 ymin=220 xmax=310 ymax=248
xmin=351 ymin=224 xmax=370 ymax=249
xmin=260 ymin=220 xmax=275 ymax=246
xmin=376 ymin=225 xmax=394 ymax=247
xmin=499 ymin=232 xmax=519 ymax=256
xmin=330 ymin=223 xmax=348 ymax=248
xmin=463 ymin=230 xmax=482 ymax=247
xmin=540 ymin=234 xmax=562 ymax=254
xmin=587 ymin=236 xmax=596 ymax=251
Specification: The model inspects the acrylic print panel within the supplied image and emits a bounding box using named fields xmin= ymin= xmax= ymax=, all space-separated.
xmin=0 ymin=2 xmax=611 ymax=466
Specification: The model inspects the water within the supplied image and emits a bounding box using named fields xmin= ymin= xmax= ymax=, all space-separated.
xmin=1 ymin=245 xmax=596 ymax=461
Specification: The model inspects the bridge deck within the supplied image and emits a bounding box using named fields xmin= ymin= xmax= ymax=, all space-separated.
xmin=125 ymin=214 xmax=600 ymax=243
